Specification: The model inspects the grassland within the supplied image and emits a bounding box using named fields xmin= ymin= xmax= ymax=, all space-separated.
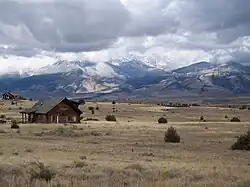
xmin=0 ymin=100 xmax=249 ymax=187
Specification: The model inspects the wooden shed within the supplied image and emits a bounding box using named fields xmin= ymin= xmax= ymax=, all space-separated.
xmin=2 ymin=92 xmax=23 ymax=100
xmin=20 ymin=97 xmax=83 ymax=123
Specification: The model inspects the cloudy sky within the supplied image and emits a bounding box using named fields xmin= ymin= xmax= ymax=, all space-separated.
xmin=1 ymin=0 xmax=250 ymax=73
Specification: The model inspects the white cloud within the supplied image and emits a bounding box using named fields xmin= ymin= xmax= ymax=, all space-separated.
xmin=0 ymin=55 xmax=55 ymax=74
xmin=0 ymin=0 xmax=250 ymax=72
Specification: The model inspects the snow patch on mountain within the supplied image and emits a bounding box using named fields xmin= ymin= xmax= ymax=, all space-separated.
xmin=90 ymin=62 xmax=117 ymax=78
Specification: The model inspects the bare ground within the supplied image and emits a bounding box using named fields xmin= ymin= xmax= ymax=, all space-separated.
xmin=0 ymin=100 xmax=249 ymax=187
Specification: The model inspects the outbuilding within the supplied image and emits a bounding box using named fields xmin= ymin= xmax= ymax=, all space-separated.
xmin=20 ymin=97 xmax=83 ymax=123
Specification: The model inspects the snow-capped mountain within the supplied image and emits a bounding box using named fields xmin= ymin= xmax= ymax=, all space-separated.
xmin=37 ymin=60 xmax=119 ymax=78
xmin=0 ymin=57 xmax=167 ymax=98
xmin=132 ymin=61 xmax=250 ymax=98
xmin=108 ymin=54 xmax=169 ymax=69
xmin=1 ymin=57 xmax=250 ymax=99
xmin=172 ymin=61 xmax=250 ymax=76
xmin=0 ymin=54 xmax=170 ymax=78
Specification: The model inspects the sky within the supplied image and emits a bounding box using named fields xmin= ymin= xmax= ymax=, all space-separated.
xmin=1 ymin=0 xmax=250 ymax=73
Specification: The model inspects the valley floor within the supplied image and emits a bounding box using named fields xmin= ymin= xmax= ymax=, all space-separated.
xmin=0 ymin=100 xmax=249 ymax=187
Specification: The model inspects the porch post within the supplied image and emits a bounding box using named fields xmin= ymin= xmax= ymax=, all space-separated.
xmin=56 ymin=115 xmax=59 ymax=123
xmin=24 ymin=114 xmax=26 ymax=123
xmin=77 ymin=115 xmax=80 ymax=123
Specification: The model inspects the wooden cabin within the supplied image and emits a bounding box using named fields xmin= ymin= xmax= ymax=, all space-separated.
xmin=2 ymin=92 xmax=23 ymax=100
xmin=20 ymin=97 xmax=83 ymax=124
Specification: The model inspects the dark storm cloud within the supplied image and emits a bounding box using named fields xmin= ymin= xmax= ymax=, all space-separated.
xmin=175 ymin=0 xmax=250 ymax=43
xmin=0 ymin=0 xmax=130 ymax=55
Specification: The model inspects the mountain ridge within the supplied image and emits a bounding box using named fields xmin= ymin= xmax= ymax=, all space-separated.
xmin=1 ymin=58 xmax=250 ymax=99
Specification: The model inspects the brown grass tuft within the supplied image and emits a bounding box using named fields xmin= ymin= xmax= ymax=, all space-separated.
xmin=29 ymin=160 xmax=55 ymax=182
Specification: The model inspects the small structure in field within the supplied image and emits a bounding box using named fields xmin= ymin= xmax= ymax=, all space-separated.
xmin=20 ymin=97 xmax=83 ymax=124
xmin=2 ymin=92 xmax=24 ymax=100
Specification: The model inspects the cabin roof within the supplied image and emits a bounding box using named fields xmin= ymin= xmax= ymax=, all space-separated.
xmin=21 ymin=97 xmax=82 ymax=114
xmin=2 ymin=92 xmax=19 ymax=96
xmin=8 ymin=92 xmax=19 ymax=96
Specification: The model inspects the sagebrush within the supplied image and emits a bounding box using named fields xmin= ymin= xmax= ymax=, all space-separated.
xmin=231 ymin=130 xmax=250 ymax=151
xmin=164 ymin=126 xmax=180 ymax=143
xmin=105 ymin=115 xmax=117 ymax=122
xmin=231 ymin=116 xmax=241 ymax=122
xmin=11 ymin=120 xmax=20 ymax=129
xmin=158 ymin=117 xmax=168 ymax=124
xmin=200 ymin=116 xmax=204 ymax=121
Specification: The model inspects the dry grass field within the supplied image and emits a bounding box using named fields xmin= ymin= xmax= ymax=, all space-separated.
xmin=0 ymin=100 xmax=249 ymax=187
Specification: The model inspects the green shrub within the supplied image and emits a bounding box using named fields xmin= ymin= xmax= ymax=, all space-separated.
xmin=235 ymin=180 xmax=250 ymax=187
xmin=12 ymin=149 xmax=19 ymax=155
xmin=95 ymin=106 xmax=100 ymax=110
xmin=88 ymin=106 xmax=94 ymax=111
xmin=91 ymin=131 xmax=102 ymax=136
xmin=83 ymin=118 xmax=100 ymax=121
xmin=11 ymin=120 xmax=20 ymax=129
xmin=231 ymin=116 xmax=241 ymax=122
xmin=231 ymin=130 xmax=250 ymax=151
xmin=73 ymin=160 xmax=88 ymax=168
xmin=105 ymin=115 xmax=117 ymax=122
xmin=25 ymin=148 xmax=33 ymax=153
xmin=88 ymin=106 xmax=95 ymax=114
xmin=191 ymin=103 xmax=200 ymax=106
xmin=182 ymin=103 xmax=189 ymax=107
xmin=0 ymin=115 xmax=5 ymax=118
xmin=200 ymin=116 xmax=204 ymax=121
xmin=158 ymin=117 xmax=168 ymax=124
xmin=164 ymin=126 xmax=180 ymax=143
xmin=239 ymin=105 xmax=247 ymax=110
xmin=79 ymin=155 xmax=87 ymax=160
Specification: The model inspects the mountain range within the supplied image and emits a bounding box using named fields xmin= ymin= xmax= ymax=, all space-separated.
xmin=1 ymin=57 xmax=250 ymax=100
